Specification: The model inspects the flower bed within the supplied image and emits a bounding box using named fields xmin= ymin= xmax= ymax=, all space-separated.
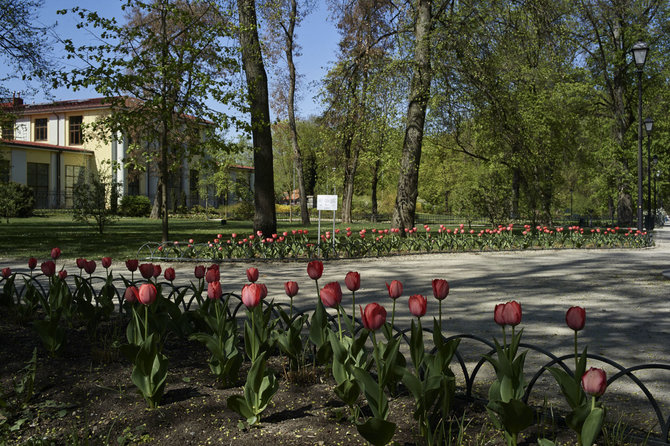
xmin=1 ymin=251 xmax=667 ymax=445
xmin=138 ymin=225 xmax=653 ymax=261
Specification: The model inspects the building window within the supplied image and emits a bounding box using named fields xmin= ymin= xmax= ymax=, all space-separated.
xmin=65 ymin=165 xmax=84 ymax=208
xmin=1 ymin=120 xmax=14 ymax=140
xmin=0 ymin=159 xmax=9 ymax=183
xmin=34 ymin=118 xmax=47 ymax=141
xmin=69 ymin=116 xmax=83 ymax=145
xmin=27 ymin=162 xmax=49 ymax=208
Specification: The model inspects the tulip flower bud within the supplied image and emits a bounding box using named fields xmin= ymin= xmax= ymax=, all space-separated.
xmin=139 ymin=263 xmax=154 ymax=279
xmin=2 ymin=267 xmax=11 ymax=278
xmin=125 ymin=259 xmax=139 ymax=272
xmin=84 ymin=260 xmax=96 ymax=275
xmin=28 ymin=257 xmax=37 ymax=270
xmin=494 ymin=303 xmax=506 ymax=326
xmin=566 ymin=306 xmax=586 ymax=331
xmin=431 ymin=279 xmax=449 ymax=301
xmin=164 ymin=267 xmax=176 ymax=282
xmin=502 ymin=301 xmax=522 ymax=326
xmin=76 ymin=258 xmax=87 ymax=270
xmin=51 ymin=247 xmax=61 ymax=260
xmin=241 ymin=283 xmax=262 ymax=308
xmin=207 ymin=281 xmax=222 ymax=300
xmin=284 ymin=281 xmax=299 ymax=297
xmin=246 ymin=267 xmax=259 ymax=283
xmin=124 ymin=286 xmax=139 ymax=303
xmin=408 ymin=294 xmax=427 ymax=318
xmin=58 ymin=269 xmax=68 ymax=280
xmin=194 ymin=265 xmax=205 ymax=279
xmin=344 ymin=271 xmax=360 ymax=292
xmin=307 ymin=260 xmax=323 ymax=280
xmin=41 ymin=261 xmax=56 ymax=277
xmin=582 ymin=367 xmax=607 ymax=397
xmin=101 ymin=257 xmax=112 ymax=269
xmin=320 ymin=282 xmax=343 ymax=308
xmin=360 ymin=303 xmax=387 ymax=331
xmin=138 ymin=283 xmax=157 ymax=305
xmin=152 ymin=264 xmax=161 ymax=278
xmin=386 ymin=280 xmax=403 ymax=300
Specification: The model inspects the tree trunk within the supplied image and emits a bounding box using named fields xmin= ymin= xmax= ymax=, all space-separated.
xmin=238 ymin=0 xmax=277 ymax=237
xmin=392 ymin=0 xmax=432 ymax=232
xmin=341 ymin=140 xmax=360 ymax=224
xmin=150 ymin=182 xmax=162 ymax=220
xmin=285 ymin=0 xmax=310 ymax=225
xmin=370 ymin=156 xmax=381 ymax=222
xmin=160 ymin=121 xmax=170 ymax=242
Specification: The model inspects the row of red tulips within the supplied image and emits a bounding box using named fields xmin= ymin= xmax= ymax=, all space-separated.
xmin=1 ymin=252 xmax=611 ymax=445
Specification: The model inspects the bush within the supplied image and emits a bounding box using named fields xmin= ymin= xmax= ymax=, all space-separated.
xmin=73 ymin=177 xmax=118 ymax=234
xmin=228 ymin=201 xmax=254 ymax=221
xmin=0 ymin=182 xmax=35 ymax=222
xmin=120 ymin=195 xmax=152 ymax=217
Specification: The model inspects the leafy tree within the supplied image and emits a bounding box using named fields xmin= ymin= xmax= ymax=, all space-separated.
xmin=58 ymin=0 xmax=238 ymax=242
xmin=260 ymin=0 xmax=312 ymax=224
xmin=72 ymin=169 xmax=118 ymax=234
xmin=238 ymin=0 xmax=277 ymax=237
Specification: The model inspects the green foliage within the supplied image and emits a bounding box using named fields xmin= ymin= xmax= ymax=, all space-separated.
xmin=0 ymin=182 xmax=35 ymax=222
xmin=228 ymin=201 xmax=255 ymax=221
xmin=226 ymin=351 xmax=279 ymax=426
xmin=72 ymin=171 xmax=118 ymax=234
xmin=120 ymin=195 xmax=151 ymax=217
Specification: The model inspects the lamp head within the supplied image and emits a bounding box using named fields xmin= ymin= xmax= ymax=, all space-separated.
xmin=632 ymin=41 xmax=649 ymax=69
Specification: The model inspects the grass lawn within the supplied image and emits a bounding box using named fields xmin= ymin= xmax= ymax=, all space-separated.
xmin=0 ymin=214 xmax=383 ymax=260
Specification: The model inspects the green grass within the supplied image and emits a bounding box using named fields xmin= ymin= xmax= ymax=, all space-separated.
xmin=0 ymin=215 xmax=386 ymax=260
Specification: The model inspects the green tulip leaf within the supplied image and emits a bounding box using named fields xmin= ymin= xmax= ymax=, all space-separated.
xmin=581 ymin=407 xmax=605 ymax=446
xmin=356 ymin=417 xmax=396 ymax=446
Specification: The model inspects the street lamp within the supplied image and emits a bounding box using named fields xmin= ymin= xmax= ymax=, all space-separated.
xmin=644 ymin=117 xmax=653 ymax=229
xmin=632 ymin=41 xmax=649 ymax=231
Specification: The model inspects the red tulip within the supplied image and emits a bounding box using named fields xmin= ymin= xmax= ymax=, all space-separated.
xmin=205 ymin=266 xmax=219 ymax=283
xmin=258 ymin=283 xmax=268 ymax=299
xmin=320 ymin=282 xmax=343 ymax=308
xmin=28 ymin=257 xmax=37 ymax=270
xmin=84 ymin=260 xmax=96 ymax=275
xmin=241 ymin=283 xmax=262 ymax=308
xmin=502 ymin=301 xmax=522 ymax=326
xmin=345 ymin=271 xmax=360 ymax=292
xmin=360 ymin=303 xmax=387 ymax=331
xmin=124 ymin=286 xmax=139 ymax=303
xmin=408 ymin=294 xmax=427 ymax=318
xmin=50 ymin=247 xmax=61 ymax=260
xmin=164 ymin=267 xmax=176 ymax=282
xmin=125 ymin=259 xmax=139 ymax=272
xmin=246 ymin=267 xmax=259 ymax=283
xmin=207 ymin=281 xmax=222 ymax=300
xmin=581 ymin=367 xmax=607 ymax=397
xmin=194 ymin=265 xmax=205 ymax=279
xmin=2 ymin=267 xmax=11 ymax=278
xmin=432 ymin=279 xmax=449 ymax=300
xmin=58 ymin=270 xmax=68 ymax=280
xmin=566 ymin=306 xmax=586 ymax=331
xmin=139 ymin=263 xmax=154 ymax=279
xmin=138 ymin=283 xmax=157 ymax=305
xmin=101 ymin=257 xmax=112 ymax=269
xmin=494 ymin=303 xmax=505 ymax=326
xmin=385 ymin=280 xmax=403 ymax=300
xmin=152 ymin=264 xmax=161 ymax=279
xmin=284 ymin=281 xmax=299 ymax=297
xmin=76 ymin=258 xmax=87 ymax=270
xmin=41 ymin=261 xmax=56 ymax=277
xmin=307 ymin=260 xmax=323 ymax=280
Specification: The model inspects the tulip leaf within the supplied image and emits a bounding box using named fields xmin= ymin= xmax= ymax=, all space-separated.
xmin=537 ymin=439 xmax=556 ymax=446
xmin=356 ymin=417 xmax=396 ymax=446
xmin=576 ymin=347 xmax=588 ymax=382
xmin=581 ymin=407 xmax=605 ymax=446
xmin=500 ymin=375 xmax=514 ymax=403
xmin=495 ymin=398 xmax=534 ymax=435
xmin=334 ymin=380 xmax=360 ymax=407
xmin=410 ymin=319 xmax=424 ymax=370
xmin=546 ymin=366 xmax=582 ymax=409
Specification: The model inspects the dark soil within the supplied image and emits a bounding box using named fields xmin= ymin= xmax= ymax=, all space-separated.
xmin=0 ymin=309 xmax=593 ymax=445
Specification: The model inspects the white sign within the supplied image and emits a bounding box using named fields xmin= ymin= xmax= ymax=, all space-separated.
xmin=317 ymin=195 xmax=338 ymax=211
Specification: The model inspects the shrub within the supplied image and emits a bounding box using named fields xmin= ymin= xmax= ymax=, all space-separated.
xmin=0 ymin=182 xmax=35 ymax=222
xmin=228 ymin=201 xmax=254 ymax=221
xmin=73 ymin=176 xmax=118 ymax=234
xmin=120 ymin=195 xmax=152 ymax=217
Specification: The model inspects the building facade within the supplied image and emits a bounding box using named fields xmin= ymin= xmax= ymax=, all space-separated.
xmin=0 ymin=96 xmax=254 ymax=210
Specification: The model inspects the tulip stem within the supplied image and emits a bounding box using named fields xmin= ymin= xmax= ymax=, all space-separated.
xmin=144 ymin=304 xmax=148 ymax=341
xmin=391 ymin=299 xmax=396 ymax=330
xmin=289 ymin=297 xmax=293 ymax=319
xmin=439 ymin=300 xmax=443 ymax=328
xmin=337 ymin=305 xmax=343 ymax=342
xmin=574 ymin=330 xmax=579 ymax=374
xmin=351 ymin=291 xmax=356 ymax=333
xmin=591 ymin=395 xmax=596 ymax=411
xmin=251 ymin=308 xmax=257 ymax=363
xmin=502 ymin=326 xmax=507 ymax=350
xmin=371 ymin=331 xmax=383 ymax=419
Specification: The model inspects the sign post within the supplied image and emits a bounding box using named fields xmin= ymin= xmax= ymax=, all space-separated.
xmin=317 ymin=195 xmax=338 ymax=254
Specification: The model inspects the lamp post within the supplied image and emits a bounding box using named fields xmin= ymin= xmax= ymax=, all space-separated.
xmin=644 ymin=118 xmax=653 ymax=229
xmin=654 ymin=168 xmax=660 ymax=225
xmin=632 ymin=41 xmax=649 ymax=231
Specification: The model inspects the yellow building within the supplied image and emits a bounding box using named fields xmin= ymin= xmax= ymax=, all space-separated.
xmin=0 ymin=96 xmax=254 ymax=210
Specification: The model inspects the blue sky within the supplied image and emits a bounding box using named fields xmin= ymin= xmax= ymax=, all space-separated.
xmin=3 ymin=0 xmax=340 ymax=120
